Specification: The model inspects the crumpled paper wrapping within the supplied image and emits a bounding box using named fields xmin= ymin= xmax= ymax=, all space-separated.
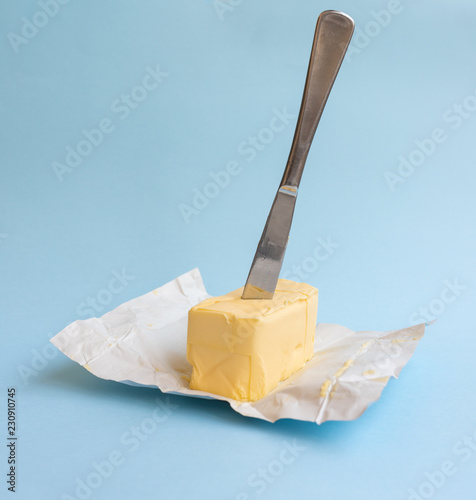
xmin=50 ymin=268 xmax=425 ymax=424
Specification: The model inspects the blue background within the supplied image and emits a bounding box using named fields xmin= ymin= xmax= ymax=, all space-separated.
xmin=1 ymin=1 xmax=475 ymax=499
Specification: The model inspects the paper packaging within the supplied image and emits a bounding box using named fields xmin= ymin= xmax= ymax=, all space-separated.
xmin=50 ymin=269 xmax=426 ymax=424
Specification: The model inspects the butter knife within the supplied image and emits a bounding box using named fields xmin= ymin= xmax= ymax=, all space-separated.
xmin=242 ymin=10 xmax=354 ymax=299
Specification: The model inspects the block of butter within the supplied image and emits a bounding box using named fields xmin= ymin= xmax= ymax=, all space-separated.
xmin=186 ymin=279 xmax=318 ymax=402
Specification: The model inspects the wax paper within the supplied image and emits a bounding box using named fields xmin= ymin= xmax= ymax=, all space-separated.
xmin=50 ymin=268 xmax=425 ymax=424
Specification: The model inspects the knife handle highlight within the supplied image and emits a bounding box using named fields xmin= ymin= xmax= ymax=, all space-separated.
xmin=280 ymin=11 xmax=354 ymax=189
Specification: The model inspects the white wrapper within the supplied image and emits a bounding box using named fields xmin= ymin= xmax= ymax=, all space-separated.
xmin=50 ymin=268 xmax=426 ymax=424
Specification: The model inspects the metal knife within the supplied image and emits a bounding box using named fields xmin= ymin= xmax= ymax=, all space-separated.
xmin=242 ymin=10 xmax=354 ymax=300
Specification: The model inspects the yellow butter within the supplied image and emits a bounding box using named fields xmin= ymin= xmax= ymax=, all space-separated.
xmin=186 ymin=279 xmax=318 ymax=402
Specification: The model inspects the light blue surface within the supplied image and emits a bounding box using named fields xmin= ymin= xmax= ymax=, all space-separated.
xmin=1 ymin=1 xmax=475 ymax=499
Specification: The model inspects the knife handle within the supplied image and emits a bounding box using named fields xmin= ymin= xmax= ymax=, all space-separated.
xmin=280 ymin=11 xmax=354 ymax=189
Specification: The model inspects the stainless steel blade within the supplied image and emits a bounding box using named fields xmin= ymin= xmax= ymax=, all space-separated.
xmin=241 ymin=187 xmax=297 ymax=299
xmin=242 ymin=11 xmax=354 ymax=299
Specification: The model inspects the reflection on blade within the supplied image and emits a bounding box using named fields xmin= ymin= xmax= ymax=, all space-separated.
xmin=241 ymin=187 xmax=297 ymax=299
